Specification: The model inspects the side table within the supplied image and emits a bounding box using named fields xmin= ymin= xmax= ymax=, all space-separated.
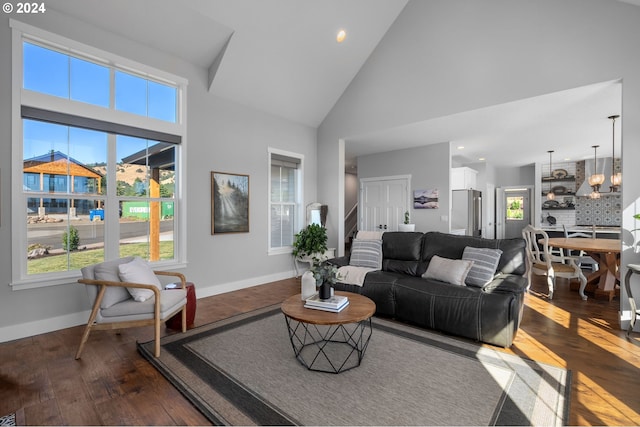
xmin=165 ymin=282 xmax=196 ymax=330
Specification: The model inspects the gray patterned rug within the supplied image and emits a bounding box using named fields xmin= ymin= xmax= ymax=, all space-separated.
xmin=139 ymin=305 xmax=570 ymax=426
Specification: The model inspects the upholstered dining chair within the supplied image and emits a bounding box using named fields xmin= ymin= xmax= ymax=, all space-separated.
xmin=522 ymin=225 xmax=587 ymax=300
xmin=75 ymin=256 xmax=187 ymax=359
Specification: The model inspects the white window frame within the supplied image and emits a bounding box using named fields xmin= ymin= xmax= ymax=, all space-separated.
xmin=10 ymin=20 xmax=189 ymax=290
xmin=268 ymin=148 xmax=304 ymax=255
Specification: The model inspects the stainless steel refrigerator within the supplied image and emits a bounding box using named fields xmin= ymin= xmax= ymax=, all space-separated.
xmin=451 ymin=189 xmax=482 ymax=237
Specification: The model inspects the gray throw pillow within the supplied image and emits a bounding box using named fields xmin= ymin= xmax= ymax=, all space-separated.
xmin=462 ymin=246 xmax=503 ymax=288
xmin=94 ymin=262 xmax=131 ymax=308
xmin=349 ymin=239 xmax=383 ymax=269
xmin=422 ymin=255 xmax=473 ymax=286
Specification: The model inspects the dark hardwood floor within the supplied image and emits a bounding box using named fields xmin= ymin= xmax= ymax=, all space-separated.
xmin=1 ymin=274 xmax=639 ymax=425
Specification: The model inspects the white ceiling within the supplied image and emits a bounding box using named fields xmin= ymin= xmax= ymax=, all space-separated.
xmin=45 ymin=1 xmax=629 ymax=171
xmin=345 ymin=80 xmax=622 ymax=169
xmin=46 ymin=0 xmax=408 ymax=128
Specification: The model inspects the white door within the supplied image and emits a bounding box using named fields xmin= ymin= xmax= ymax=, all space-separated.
xmin=360 ymin=176 xmax=410 ymax=232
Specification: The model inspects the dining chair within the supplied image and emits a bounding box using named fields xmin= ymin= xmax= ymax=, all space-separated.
xmin=624 ymin=264 xmax=640 ymax=338
xmin=562 ymin=224 xmax=598 ymax=271
xmin=522 ymin=225 xmax=587 ymax=300
xmin=75 ymin=257 xmax=188 ymax=359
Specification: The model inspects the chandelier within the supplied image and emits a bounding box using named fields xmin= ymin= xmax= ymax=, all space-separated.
xmin=546 ymin=150 xmax=555 ymax=200
xmin=588 ymin=145 xmax=604 ymax=199
xmin=609 ymin=114 xmax=621 ymax=192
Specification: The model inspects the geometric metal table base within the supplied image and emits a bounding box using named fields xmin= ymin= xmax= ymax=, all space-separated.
xmin=283 ymin=315 xmax=373 ymax=374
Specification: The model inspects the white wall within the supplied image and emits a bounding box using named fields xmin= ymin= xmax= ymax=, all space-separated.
xmin=357 ymin=143 xmax=450 ymax=233
xmin=0 ymin=10 xmax=317 ymax=341
xmin=318 ymin=0 xmax=640 ymax=327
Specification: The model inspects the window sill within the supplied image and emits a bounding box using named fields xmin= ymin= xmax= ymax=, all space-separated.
xmin=11 ymin=260 xmax=188 ymax=291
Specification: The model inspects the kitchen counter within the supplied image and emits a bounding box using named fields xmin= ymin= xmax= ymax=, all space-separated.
xmin=540 ymin=225 xmax=621 ymax=235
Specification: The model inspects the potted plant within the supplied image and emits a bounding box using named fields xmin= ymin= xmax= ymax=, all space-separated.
xmin=398 ymin=210 xmax=415 ymax=232
xmin=292 ymin=223 xmax=328 ymax=262
xmin=310 ymin=262 xmax=341 ymax=299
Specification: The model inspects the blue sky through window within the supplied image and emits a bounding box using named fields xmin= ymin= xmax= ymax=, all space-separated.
xmin=22 ymin=42 xmax=176 ymax=165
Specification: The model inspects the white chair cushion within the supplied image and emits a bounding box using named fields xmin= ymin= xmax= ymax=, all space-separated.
xmin=100 ymin=289 xmax=186 ymax=319
xmin=94 ymin=261 xmax=132 ymax=308
xmin=118 ymin=257 xmax=162 ymax=302
xmin=81 ymin=256 xmax=135 ymax=309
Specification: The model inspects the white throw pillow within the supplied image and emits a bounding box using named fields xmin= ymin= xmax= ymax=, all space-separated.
xmin=422 ymin=255 xmax=473 ymax=286
xmin=118 ymin=257 xmax=162 ymax=302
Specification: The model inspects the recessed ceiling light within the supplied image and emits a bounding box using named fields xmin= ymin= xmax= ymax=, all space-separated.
xmin=457 ymin=146 xmax=464 ymax=150
xmin=336 ymin=29 xmax=346 ymax=43
xmin=478 ymin=157 xmax=485 ymax=161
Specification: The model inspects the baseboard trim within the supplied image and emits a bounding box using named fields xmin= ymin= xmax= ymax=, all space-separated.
xmin=0 ymin=270 xmax=298 ymax=343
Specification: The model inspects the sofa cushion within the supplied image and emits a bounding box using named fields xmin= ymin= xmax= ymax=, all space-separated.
xmin=118 ymin=257 xmax=162 ymax=302
xmin=421 ymin=255 xmax=473 ymax=286
xmin=382 ymin=232 xmax=424 ymax=276
xmin=462 ymin=246 xmax=503 ymax=288
xmin=421 ymin=232 xmax=526 ymax=276
xmin=349 ymin=238 xmax=383 ymax=269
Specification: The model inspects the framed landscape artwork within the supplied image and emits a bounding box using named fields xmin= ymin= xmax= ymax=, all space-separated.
xmin=414 ymin=188 xmax=439 ymax=209
xmin=211 ymin=172 xmax=250 ymax=234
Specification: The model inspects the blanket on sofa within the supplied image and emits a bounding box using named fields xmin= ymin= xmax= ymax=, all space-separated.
xmin=337 ymin=265 xmax=376 ymax=286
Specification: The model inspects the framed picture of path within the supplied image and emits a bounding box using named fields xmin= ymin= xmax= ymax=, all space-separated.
xmin=211 ymin=171 xmax=250 ymax=234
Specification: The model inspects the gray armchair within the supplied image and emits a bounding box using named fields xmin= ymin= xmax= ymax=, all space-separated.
xmin=76 ymin=257 xmax=187 ymax=359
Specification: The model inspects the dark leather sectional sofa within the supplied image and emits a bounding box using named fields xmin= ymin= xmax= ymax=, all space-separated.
xmin=328 ymin=231 xmax=529 ymax=347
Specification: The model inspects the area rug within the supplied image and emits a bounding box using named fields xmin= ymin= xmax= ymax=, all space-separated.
xmin=139 ymin=306 xmax=570 ymax=426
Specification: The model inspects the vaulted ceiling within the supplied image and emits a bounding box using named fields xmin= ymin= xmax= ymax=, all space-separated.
xmin=46 ymin=0 xmax=408 ymax=127
xmin=45 ymin=1 xmax=633 ymax=169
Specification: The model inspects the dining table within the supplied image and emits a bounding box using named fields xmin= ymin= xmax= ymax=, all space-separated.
xmin=546 ymin=237 xmax=621 ymax=301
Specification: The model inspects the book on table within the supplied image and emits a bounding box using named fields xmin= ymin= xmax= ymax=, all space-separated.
xmin=304 ymin=295 xmax=349 ymax=312
xmin=304 ymin=300 xmax=350 ymax=312
xmin=305 ymin=293 xmax=349 ymax=309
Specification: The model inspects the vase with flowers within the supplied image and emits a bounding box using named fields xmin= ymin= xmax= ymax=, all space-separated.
xmin=310 ymin=262 xmax=341 ymax=300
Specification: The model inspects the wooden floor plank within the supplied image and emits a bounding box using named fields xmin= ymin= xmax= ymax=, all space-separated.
xmin=1 ymin=276 xmax=639 ymax=425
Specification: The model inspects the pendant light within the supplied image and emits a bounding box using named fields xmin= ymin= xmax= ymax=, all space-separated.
xmin=546 ymin=150 xmax=555 ymax=200
xmin=588 ymin=145 xmax=604 ymax=199
xmin=609 ymin=114 xmax=621 ymax=192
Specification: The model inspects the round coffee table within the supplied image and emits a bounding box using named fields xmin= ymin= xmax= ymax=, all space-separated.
xmin=281 ymin=291 xmax=376 ymax=374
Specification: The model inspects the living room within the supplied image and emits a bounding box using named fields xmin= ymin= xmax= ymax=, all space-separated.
xmin=1 ymin=0 xmax=640 ymax=425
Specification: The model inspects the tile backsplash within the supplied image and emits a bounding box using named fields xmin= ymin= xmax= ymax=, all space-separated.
xmin=575 ymin=195 xmax=622 ymax=226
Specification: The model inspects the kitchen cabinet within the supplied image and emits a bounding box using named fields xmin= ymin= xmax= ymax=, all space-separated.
xmin=451 ymin=167 xmax=477 ymax=190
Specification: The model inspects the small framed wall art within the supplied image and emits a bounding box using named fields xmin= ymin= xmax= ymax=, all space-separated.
xmin=414 ymin=188 xmax=439 ymax=209
xmin=211 ymin=171 xmax=250 ymax=234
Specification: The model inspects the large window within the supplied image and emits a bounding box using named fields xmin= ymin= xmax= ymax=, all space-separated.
xmin=269 ymin=149 xmax=303 ymax=253
xmin=11 ymin=20 xmax=187 ymax=288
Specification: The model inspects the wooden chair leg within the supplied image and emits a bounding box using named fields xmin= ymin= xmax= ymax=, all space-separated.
xmin=76 ymin=286 xmax=106 ymax=360
xmin=75 ymin=323 xmax=93 ymax=360
xmin=154 ymin=317 xmax=161 ymax=357
xmin=181 ymin=306 xmax=187 ymax=333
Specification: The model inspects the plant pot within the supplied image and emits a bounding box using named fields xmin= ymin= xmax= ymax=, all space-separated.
xmin=398 ymin=223 xmax=415 ymax=232
xmin=318 ymin=282 xmax=332 ymax=300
